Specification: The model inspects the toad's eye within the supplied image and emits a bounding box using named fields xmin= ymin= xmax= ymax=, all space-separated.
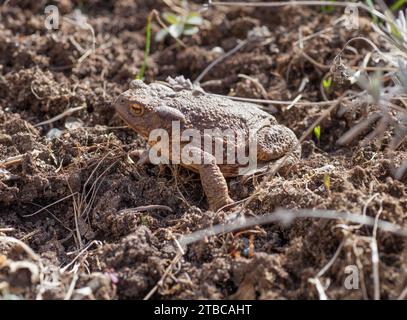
xmin=130 ymin=104 xmax=144 ymax=116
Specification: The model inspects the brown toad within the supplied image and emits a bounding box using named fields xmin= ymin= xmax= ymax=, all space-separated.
xmin=114 ymin=77 xmax=301 ymax=211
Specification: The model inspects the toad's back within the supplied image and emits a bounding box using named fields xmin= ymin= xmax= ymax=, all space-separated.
xmin=161 ymin=89 xmax=277 ymax=133
xmin=134 ymin=81 xmax=277 ymax=133
xmin=118 ymin=80 xmax=277 ymax=134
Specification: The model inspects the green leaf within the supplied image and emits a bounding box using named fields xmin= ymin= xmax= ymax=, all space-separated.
xmin=186 ymin=12 xmax=203 ymax=26
xmin=155 ymin=28 xmax=168 ymax=42
xmin=323 ymin=77 xmax=332 ymax=91
xmin=163 ymin=12 xmax=179 ymax=25
xmin=321 ymin=0 xmax=335 ymax=13
xmin=322 ymin=6 xmax=334 ymax=13
xmin=390 ymin=0 xmax=407 ymax=12
xmin=168 ymin=22 xmax=184 ymax=38
xmin=314 ymin=125 xmax=321 ymax=144
xmin=183 ymin=26 xmax=199 ymax=35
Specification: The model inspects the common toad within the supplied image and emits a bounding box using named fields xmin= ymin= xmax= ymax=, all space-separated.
xmin=114 ymin=77 xmax=301 ymax=211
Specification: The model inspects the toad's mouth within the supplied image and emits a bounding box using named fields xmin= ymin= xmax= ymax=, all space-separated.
xmin=113 ymin=105 xmax=148 ymax=137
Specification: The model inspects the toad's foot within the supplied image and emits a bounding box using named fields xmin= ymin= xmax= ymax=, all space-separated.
xmin=185 ymin=146 xmax=234 ymax=211
xmin=200 ymin=163 xmax=234 ymax=211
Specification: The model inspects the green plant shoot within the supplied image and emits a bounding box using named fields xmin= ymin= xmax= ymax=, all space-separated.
xmin=314 ymin=125 xmax=321 ymax=144
xmin=155 ymin=11 xmax=203 ymax=42
xmin=323 ymin=77 xmax=332 ymax=93
xmin=136 ymin=12 xmax=152 ymax=80
xmin=324 ymin=174 xmax=331 ymax=192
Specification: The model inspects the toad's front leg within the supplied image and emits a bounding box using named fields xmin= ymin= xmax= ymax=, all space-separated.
xmin=184 ymin=146 xmax=234 ymax=211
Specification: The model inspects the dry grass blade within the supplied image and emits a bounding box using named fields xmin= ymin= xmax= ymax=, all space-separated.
xmin=81 ymin=159 xmax=119 ymax=220
xmin=337 ymin=113 xmax=382 ymax=146
xmin=34 ymin=105 xmax=86 ymax=127
xmin=371 ymin=203 xmax=383 ymax=300
xmin=64 ymin=267 xmax=80 ymax=300
xmin=207 ymin=1 xmax=389 ymax=23
xmin=308 ymin=277 xmax=328 ymax=300
xmin=22 ymin=193 xmax=78 ymax=218
xmin=179 ymin=209 xmax=407 ymax=247
xmin=121 ymin=205 xmax=173 ymax=213
xmin=143 ymin=252 xmax=183 ymax=300
xmin=210 ymin=92 xmax=361 ymax=106
xmin=309 ymin=239 xmax=346 ymax=300
xmin=194 ymin=40 xmax=248 ymax=84
xmin=0 ymin=154 xmax=24 ymax=168
xmin=62 ymin=15 xmax=96 ymax=64
xmin=61 ymin=240 xmax=101 ymax=273
xmin=316 ymin=239 xmax=346 ymax=278
xmin=0 ymin=150 xmax=40 ymax=168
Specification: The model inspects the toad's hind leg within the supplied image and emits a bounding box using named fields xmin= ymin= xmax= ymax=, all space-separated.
xmin=184 ymin=146 xmax=234 ymax=211
xmin=256 ymin=125 xmax=301 ymax=170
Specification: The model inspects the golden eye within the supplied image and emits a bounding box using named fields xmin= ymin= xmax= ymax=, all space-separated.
xmin=130 ymin=104 xmax=144 ymax=116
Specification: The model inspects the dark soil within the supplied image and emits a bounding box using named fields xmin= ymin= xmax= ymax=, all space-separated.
xmin=0 ymin=0 xmax=406 ymax=300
